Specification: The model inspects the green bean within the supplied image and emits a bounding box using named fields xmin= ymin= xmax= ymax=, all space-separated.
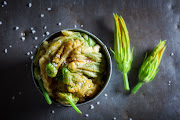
xmin=46 ymin=63 xmax=58 ymax=77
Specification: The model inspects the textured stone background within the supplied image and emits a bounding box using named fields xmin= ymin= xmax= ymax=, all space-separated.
xmin=1 ymin=0 xmax=180 ymax=120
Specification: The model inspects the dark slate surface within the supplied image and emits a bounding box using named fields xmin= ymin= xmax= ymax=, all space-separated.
xmin=1 ymin=0 xmax=180 ymax=120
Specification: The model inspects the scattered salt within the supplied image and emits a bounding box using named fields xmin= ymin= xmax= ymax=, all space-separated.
xmin=43 ymin=26 xmax=47 ymax=29
xmin=56 ymin=54 xmax=60 ymax=58
xmin=30 ymin=56 xmax=34 ymax=60
xmin=0 ymin=21 xmax=2 ymax=25
xmin=90 ymin=104 xmax=94 ymax=109
xmin=30 ymin=27 xmax=34 ymax=30
xmin=12 ymin=96 xmax=15 ymax=100
xmin=30 ymin=51 xmax=33 ymax=54
xmin=26 ymin=52 xmax=30 ymax=55
xmin=28 ymin=3 xmax=32 ymax=8
xmin=21 ymin=32 xmax=25 ymax=37
xmin=168 ymin=81 xmax=171 ymax=84
xmin=47 ymin=8 xmax=51 ymax=11
xmin=52 ymin=63 xmax=57 ymax=67
xmin=74 ymin=25 xmax=77 ymax=28
xmin=15 ymin=26 xmax=19 ymax=30
xmin=42 ymin=34 xmax=45 ymax=37
xmin=80 ymin=25 xmax=83 ymax=27
xmin=3 ymin=1 xmax=7 ymax=5
xmin=85 ymin=114 xmax=89 ymax=117
xmin=113 ymin=117 xmax=116 ymax=120
xmin=170 ymin=53 xmax=174 ymax=56
xmin=4 ymin=48 xmax=7 ymax=53
xmin=21 ymin=37 xmax=25 ymax=41
xmin=35 ymin=46 xmax=38 ymax=48
xmin=51 ymin=110 xmax=54 ymax=113
xmin=40 ymin=14 xmax=44 ymax=17
xmin=104 ymin=94 xmax=108 ymax=97
xmin=32 ymin=30 xmax=36 ymax=34
xmin=78 ymin=82 xmax=82 ymax=86
xmin=34 ymin=37 xmax=38 ymax=40
xmin=129 ymin=118 xmax=132 ymax=120
xmin=45 ymin=31 xmax=50 ymax=35
xmin=9 ymin=45 xmax=12 ymax=48
xmin=2 ymin=5 xmax=4 ymax=7
xmin=96 ymin=101 xmax=100 ymax=105
xmin=57 ymin=22 xmax=61 ymax=26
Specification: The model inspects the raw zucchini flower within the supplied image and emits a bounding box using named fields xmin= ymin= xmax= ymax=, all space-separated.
xmin=132 ymin=40 xmax=166 ymax=94
xmin=111 ymin=13 xmax=134 ymax=90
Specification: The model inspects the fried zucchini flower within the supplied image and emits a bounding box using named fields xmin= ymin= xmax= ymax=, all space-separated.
xmin=132 ymin=40 xmax=166 ymax=94
xmin=111 ymin=14 xmax=134 ymax=90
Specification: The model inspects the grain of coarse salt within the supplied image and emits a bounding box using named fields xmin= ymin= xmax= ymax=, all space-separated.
xmin=52 ymin=63 xmax=57 ymax=67
xmin=78 ymin=82 xmax=83 ymax=87
xmin=28 ymin=3 xmax=32 ymax=7
xmin=12 ymin=96 xmax=15 ymax=100
xmin=30 ymin=51 xmax=33 ymax=54
xmin=51 ymin=110 xmax=55 ymax=113
xmin=4 ymin=48 xmax=7 ymax=53
xmin=56 ymin=54 xmax=60 ymax=58
xmin=57 ymin=23 xmax=61 ymax=26
xmin=21 ymin=37 xmax=25 ymax=41
xmin=21 ymin=32 xmax=25 ymax=37
xmin=96 ymin=101 xmax=100 ymax=105
xmin=30 ymin=56 xmax=34 ymax=60
xmin=170 ymin=53 xmax=174 ymax=56
xmin=3 ymin=1 xmax=7 ymax=5
xmin=15 ymin=26 xmax=19 ymax=30
xmin=31 ymin=30 xmax=36 ymax=34
xmin=43 ymin=26 xmax=47 ymax=29
xmin=26 ymin=52 xmax=30 ymax=55
xmin=80 ymin=25 xmax=83 ymax=27
xmin=2 ymin=5 xmax=4 ymax=7
xmin=0 ymin=21 xmax=2 ymax=25
xmin=129 ymin=118 xmax=132 ymax=120
xmin=42 ymin=34 xmax=45 ymax=37
xmin=40 ymin=14 xmax=44 ymax=17
xmin=30 ymin=27 xmax=34 ymax=30
xmin=35 ymin=46 xmax=38 ymax=48
xmin=104 ymin=94 xmax=108 ymax=97
xmin=47 ymin=8 xmax=51 ymax=11
xmin=34 ymin=37 xmax=38 ymax=40
xmin=74 ymin=25 xmax=77 ymax=28
xmin=85 ymin=114 xmax=89 ymax=117
xmin=9 ymin=45 xmax=12 ymax=48
xmin=113 ymin=117 xmax=116 ymax=120
xmin=90 ymin=104 xmax=94 ymax=109
xmin=45 ymin=31 xmax=50 ymax=35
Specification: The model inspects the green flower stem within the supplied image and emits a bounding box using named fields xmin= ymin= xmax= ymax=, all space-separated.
xmin=123 ymin=73 xmax=130 ymax=91
xmin=131 ymin=82 xmax=143 ymax=94
xmin=37 ymin=79 xmax=52 ymax=105
xmin=68 ymin=99 xmax=82 ymax=114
